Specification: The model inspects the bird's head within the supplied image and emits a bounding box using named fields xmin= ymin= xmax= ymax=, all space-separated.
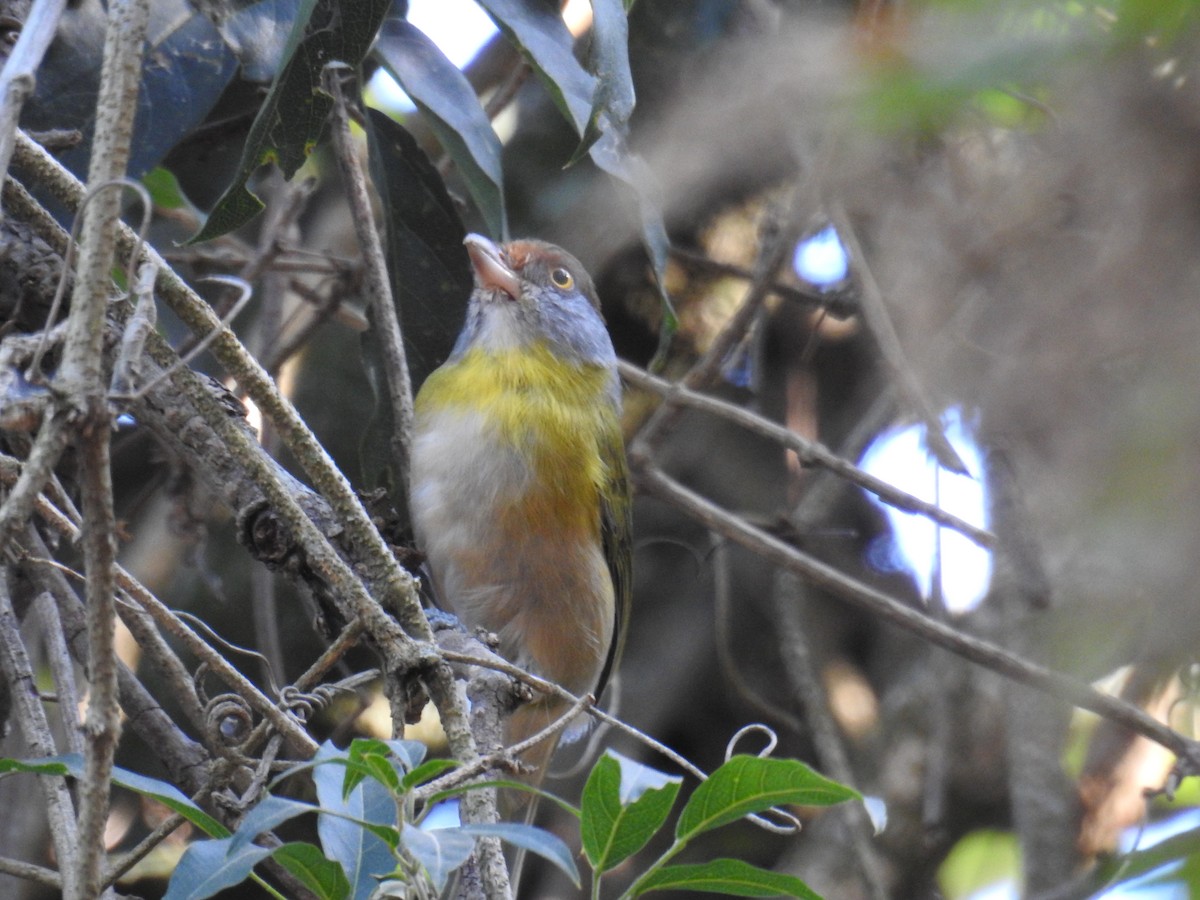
xmin=453 ymin=234 xmax=614 ymax=369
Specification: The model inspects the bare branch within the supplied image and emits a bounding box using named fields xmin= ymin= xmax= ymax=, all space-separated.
xmin=632 ymin=462 xmax=1200 ymax=772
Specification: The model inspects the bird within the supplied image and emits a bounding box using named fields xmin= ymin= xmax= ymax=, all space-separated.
xmin=409 ymin=233 xmax=632 ymax=792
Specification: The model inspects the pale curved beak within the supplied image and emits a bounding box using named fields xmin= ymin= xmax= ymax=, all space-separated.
xmin=464 ymin=233 xmax=521 ymax=300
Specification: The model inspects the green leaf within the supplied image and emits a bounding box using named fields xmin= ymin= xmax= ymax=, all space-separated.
xmin=1091 ymin=823 xmax=1200 ymax=888
xmin=273 ymin=841 xmax=352 ymax=900
xmin=229 ymin=795 xmax=318 ymax=855
xmin=165 ymin=838 xmax=351 ymax=900
xmin=676 ymin=756 xmax=857 ymax=842
xmin=401 ymin=758 xmax=459 ymax=793
xmin=163 ymin=837 xmax=272 ymax=900
xmin=458 ymin=822 xmax=581 ymax=887
xmin=1 ymin=754 xmax=228 ymax=838
xmin=636 ymin=859 xmax=823 ymax=898
xmin=143 ymin=166 xmax=189 ymax=210
xmin=189 ymin=0 xmax=392 ymax=243
xmin=475 ymin=0 xmax=594 ymax=132
xmin=373 ymin=18 xmax=507 ymax=240
xmin=586 ymin=0 xmax=635 ymax=128
xmin=363 ymin=108 xmax=471 ymax=396
xmin=937 ymin=829 xmax=1019 ymax=899
xmin=582 ymin=751 xmax=681 ymax=873
xmin=356 ymin=751 xmax=402 ymax=795
xmin=400 ymin=822 xmax=475 ymax=891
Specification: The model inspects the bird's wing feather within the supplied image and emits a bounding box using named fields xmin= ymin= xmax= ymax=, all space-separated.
xmin=595 ymin=420 xmax=633 ymax=700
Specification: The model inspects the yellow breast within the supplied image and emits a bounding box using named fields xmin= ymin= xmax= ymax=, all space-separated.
xmin=413 ymin=341 xmax=618 ymax=534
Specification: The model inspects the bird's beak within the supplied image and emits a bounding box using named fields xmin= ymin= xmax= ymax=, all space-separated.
xmin=464 ymin=234 xmax=521 ymax=300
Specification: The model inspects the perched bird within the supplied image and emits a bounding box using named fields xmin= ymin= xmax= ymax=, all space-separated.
xmin=409 ymin=233 xmax=632 ymax=787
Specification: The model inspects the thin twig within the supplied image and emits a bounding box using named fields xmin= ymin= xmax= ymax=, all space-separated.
xmin=712 ymin=540 xmax=803 ymax=732
xmin=59 ymin=1 xmax=150 ymax=894
xmin=0 ymin=0 xmax=69 ymax=207
xmin=322 ymin=63 xmax=415 ymax=481
xmin=11 ymin=129 xmax=432 ymax=647
xmin=101 ymin=812 xmax=186 ymax=889
xmin=634 ymin=188 xmax=812 ymax=455
xmin=34 ymin=591 xmax=83 ymax=753
xmin=1 ymin=464 xmax=320 ymax=756
xmin=828 ymin=200 xmax=968 ymax=475
xmin=0 ymin=577 xmax=80 ymax=895
xmin=668 ymin=245 xmax=856 ymax=317
xmin=112 ymin=274 xmax=255 ymax=401
xmin=9 ymin=139 xmax=452 ymax=752
xmin=632 ymin=462 xmax=1200 ymax=771
xmin=619 ymin=360 xmax=995 ymax=548
xmin=0 ymin=409 xmax=70 ymax=553
xmin=14 ymin=522 xmax=213 ymax=795
xmin=774 ymin=570 xmax=890 ymax=900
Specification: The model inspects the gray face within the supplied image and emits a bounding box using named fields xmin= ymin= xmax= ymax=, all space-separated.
xmin=453 ymin=237 xmax=618 ymax=376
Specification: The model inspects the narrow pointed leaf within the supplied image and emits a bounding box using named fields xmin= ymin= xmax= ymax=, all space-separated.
xmin=163 ymin=837 xmax=272 ymax=900
xmin=479 ymin=0 xmax=673 ymax=348
xmin=637 ymin=859 xmax=823 ymax=899
xmin=587 ymin=0 xmax=635 ymax=128
xmin=401 ymin=758 xmax=459 ymax=792
xmin=475 ymin=0 xmax=594 ymax=131
xmin=229 ymin=795 xmax=318 ymax=854
xmin=458 ymin=822 xmax=581 ymax=887
xmin=2 ymin=754 xmax=228 ymax=838
xmin=401 ymin=823 xmax=475 ymax=891
xmin=364 ymin=108 xmax=471 ymax=394
xmin=24 ymin=0 xmax=239 ymax=180
xmin=677 ymin=756 xmax=857 ymax=842
xmin=190 ymin=0 xmax=392 ymax=242
xmin=373 ymin=18 xmax=507 ymax=239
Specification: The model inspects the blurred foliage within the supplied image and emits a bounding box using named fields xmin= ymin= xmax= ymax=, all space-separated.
xmin=937 ymin=829 xmax=1021 ymax=899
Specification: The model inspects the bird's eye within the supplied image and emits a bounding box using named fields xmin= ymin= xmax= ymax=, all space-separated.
xmin=550 ymin=267 xmax=574 ymax=290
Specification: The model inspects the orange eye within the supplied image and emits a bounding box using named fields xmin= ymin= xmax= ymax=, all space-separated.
xmin=550 ymin=267 xmax=574 ymax=290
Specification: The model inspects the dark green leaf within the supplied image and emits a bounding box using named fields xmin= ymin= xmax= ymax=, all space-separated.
xmin=1093 ymin=823 xmax=1200 ymax=887
xmin=189 ymin=0 xmax=392 ymax=243
xmin=677 ymin=756 xmax=857 ymax=842
xmin=637 ymin=859 xmax=823 ymax=898
xmin=373 ymin=18 xmax=507 ymax=239
xmin=24 ymin=0 xmax=239 ymax=180
xmin=587 ymin=0 xmax=635 ymax=128
xmin=363 ymin=108 xmax=471 ymax=396
xmin=458 ymin=822 xmax=581 ymax=887
xmin=475 ymin=0 xmax=594 ymax=131
xmin=273 ymin=841 xmax=352 ymax=900
xmin=582 ymin=751 xmax=681 ymax=873
xmin=163 ymin=837 xmax=272 ymax=900
xmin=219 ymin=0 xmax=304 ymax=82
xmin=1 ymin=754 xmax=228 ymax=838
xmin=400 ymin=823 xmax=475 ymax=891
